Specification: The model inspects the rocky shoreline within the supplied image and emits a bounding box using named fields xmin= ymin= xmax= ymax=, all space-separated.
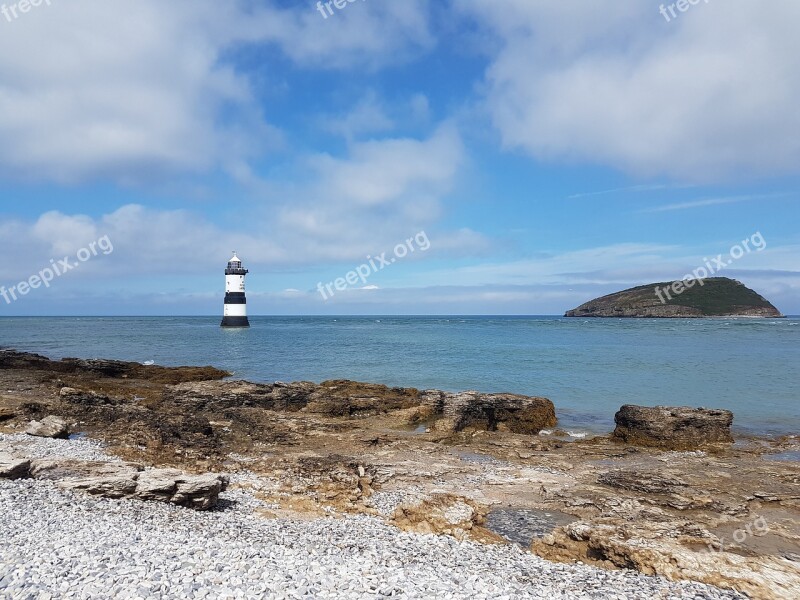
xmin=1 ymin=349 xmax=798 ymax=599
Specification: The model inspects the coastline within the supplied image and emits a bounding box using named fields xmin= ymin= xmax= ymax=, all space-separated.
xmin=2 ymin=315 xmax=799 ymax=438
xmin=1 ymin=348 xmax=799 ymax=598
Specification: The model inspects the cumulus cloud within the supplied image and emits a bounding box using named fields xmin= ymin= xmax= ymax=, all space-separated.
xmin=459 ymin=0 xmax=800 ymax=182
xmin=0 ymin=123 xmax=482 ymax=284
xmin=272 ymin=123 xmax=477 ymax=262
xmin=0 ymin=0 xmax=435 ymax=183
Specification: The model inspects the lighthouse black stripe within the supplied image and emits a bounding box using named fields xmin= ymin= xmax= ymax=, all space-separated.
xmin=221 ymin=316 xmax=250 ymax=328
xmin=224 ymin=292 xmax=247 ymax=304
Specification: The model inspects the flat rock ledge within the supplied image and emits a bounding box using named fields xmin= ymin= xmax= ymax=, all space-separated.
xmin=0 ymin=349 xmax=229 ymax=384
xmin=0 ymin=455 xmax=228 ymax=510
xmin=613 ymin=405 xmax=734 ymax=450
xmin=536 ymin=519 xmax=800 ymax=600
xmin=165 ymin=379 xmax=558 ymax=435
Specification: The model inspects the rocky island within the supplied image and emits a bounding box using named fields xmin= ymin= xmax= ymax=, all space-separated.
xmin=1 ymin=349 xmax=798 ymax=599
xmin=565 ymin=277 xmax=783 ymax=318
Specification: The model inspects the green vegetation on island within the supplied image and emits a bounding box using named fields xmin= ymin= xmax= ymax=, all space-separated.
xmin=565 ymin=277 xmax=783 ymax=318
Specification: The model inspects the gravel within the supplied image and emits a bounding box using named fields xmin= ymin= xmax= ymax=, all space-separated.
xmin=365 ymin=487 xmax=428 ymax=517
xmin=0 ymin=436 xmax=745 ymax=600
xmin=0 ymin=433 xmax=119 ymax=463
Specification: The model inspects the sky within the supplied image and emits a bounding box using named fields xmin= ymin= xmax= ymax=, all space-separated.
xmin=0 ymin=0 xmax=798 ymax=316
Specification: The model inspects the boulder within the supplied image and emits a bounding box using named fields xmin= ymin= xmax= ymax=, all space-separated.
xmin=613 ymin=405 xmax=734 ymax=450
xmin=0 ymin=407 xmax=15 ymax=422
xmin=25 ymin=415 xmax=70 ymax=439
xmin=437 ymin=391 xmax=557 ymax=434
xmin=27 ymin=457 xmax=229 ymax=510
xmin=164 ymin=472 xmax=230 ymax=510
xmin=0 ymin=453 xmax=31 ymax=479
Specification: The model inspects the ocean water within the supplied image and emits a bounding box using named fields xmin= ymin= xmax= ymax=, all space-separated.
xmin=1 ymin=316 xmax=798 ymax=437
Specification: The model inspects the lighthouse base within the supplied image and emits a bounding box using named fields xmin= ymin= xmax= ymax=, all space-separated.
xmin=220 ymin=316 xmax=250 ymax=328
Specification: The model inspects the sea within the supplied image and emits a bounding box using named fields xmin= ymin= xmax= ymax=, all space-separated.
xmin=1 ymin=316 xmax=798 ymax=438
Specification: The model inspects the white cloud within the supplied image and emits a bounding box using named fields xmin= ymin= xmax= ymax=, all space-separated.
xmin=0 ymin=0 xmax=435 ymax=184
xmin=460 ymin=0 xmax=800 ymax=182
xmin=0 ymin=124 xmax=478 ymax=283
xmin=272 ymin=124 xmax=475 ymax=262
xmin=309 ymin=124 xmax=463 ymax=207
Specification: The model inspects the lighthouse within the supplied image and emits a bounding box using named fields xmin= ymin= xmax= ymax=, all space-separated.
xmin=221 ymin=252 xmax=250 ymax=328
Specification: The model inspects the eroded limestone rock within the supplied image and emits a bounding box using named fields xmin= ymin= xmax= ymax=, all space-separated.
xmin=24 ymin=457 xmax=228 ymax=510
xmin=613 ymin=405 xmax=733 ymax=450
xmin=165 ymin=379 xmax=557 ymax=435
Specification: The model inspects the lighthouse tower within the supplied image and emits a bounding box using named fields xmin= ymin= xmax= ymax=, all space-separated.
xmin=221 ymin=252 xmax=250 ymax=328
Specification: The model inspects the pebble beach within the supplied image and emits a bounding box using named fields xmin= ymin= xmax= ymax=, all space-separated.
xmin=0 ymin=435 xmax=745 ymax=600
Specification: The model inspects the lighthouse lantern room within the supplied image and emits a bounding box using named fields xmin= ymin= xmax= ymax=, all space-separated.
xmin=221 ymin=252 xmax=250 ymax=328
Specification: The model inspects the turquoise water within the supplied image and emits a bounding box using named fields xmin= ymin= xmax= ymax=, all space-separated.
xmin=1 ymin=316 xmax=798 ymax=436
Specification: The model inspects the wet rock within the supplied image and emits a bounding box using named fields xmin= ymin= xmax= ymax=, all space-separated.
xmin=0 ymin=349 xmax=229 ymax=384
xmin=59 ymin=387 xmax=115 ymax=405
xmin=305 ymin=380 xmax=421 ymax=417
xmin=0 ymin=453 xmax=30 ymax=479
xmin=25 ymin=416 xmax=70 ymax=439
xmin=613 ymin=405 xmax=734 ymax=450
xmin=166 ymin=379 xmax=557 ymax=435
xmin=438 ymin=391 xmax=557 ymax=435
xmin=486 ymin=508 xmax=574 ymax=547
xmin=165 ymin=380 xmax=315 ymax=412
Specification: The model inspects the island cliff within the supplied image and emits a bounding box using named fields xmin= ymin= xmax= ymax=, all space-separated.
xmin=565 ymin=277 xmax=782 ymax=318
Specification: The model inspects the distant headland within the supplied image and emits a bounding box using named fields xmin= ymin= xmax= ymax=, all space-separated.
xmin=565 ymin=277 xmax=783 ymax=318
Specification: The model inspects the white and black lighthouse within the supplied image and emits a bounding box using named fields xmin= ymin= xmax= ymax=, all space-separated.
xmin=221 ymin=252 xmax=250 ymax=328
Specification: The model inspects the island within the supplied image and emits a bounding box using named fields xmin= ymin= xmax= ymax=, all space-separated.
xmin=565 ymin=277 xmax=783 ymax=318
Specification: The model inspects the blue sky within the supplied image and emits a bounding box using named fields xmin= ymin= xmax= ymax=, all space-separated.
xmin=0 ymin=0 xmax=798 ymax=315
